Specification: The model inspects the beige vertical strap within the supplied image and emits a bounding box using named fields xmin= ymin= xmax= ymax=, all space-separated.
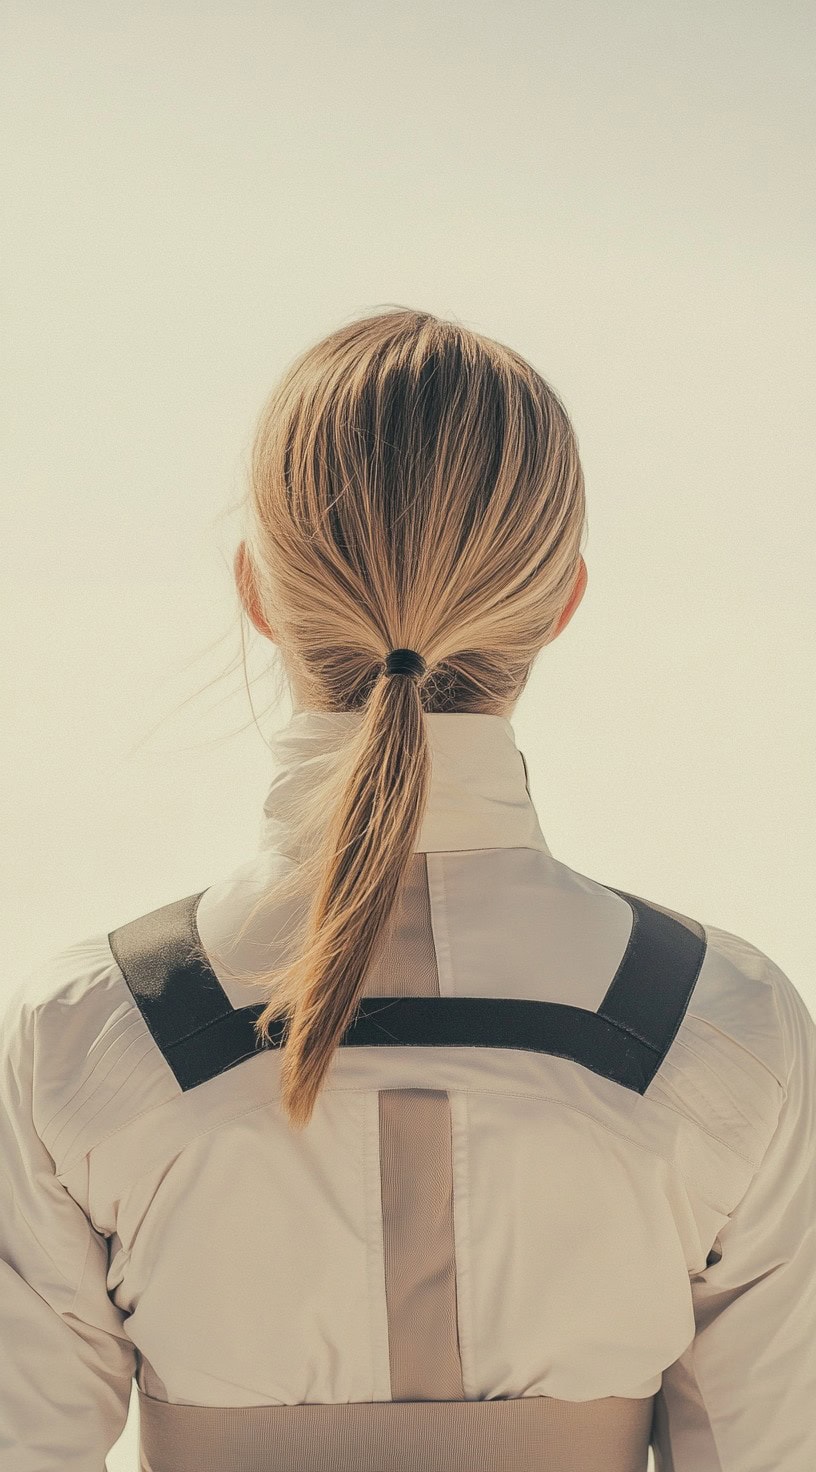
xmin=379 ymin=1089 xmax=465 ymax=1398
xmin=361 ymin=853 xmax=466 ymax=1400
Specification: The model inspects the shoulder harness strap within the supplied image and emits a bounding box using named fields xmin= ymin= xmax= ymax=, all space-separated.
xmin=108 ymin=887 xmax=706 ymax=1096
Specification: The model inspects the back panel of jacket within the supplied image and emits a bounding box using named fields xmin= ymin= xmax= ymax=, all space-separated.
xmin=2 ymin=713 xmax=813 ymax=1471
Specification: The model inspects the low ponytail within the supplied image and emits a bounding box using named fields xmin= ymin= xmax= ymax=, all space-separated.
xmin=205 ymin=305 xmax=586 ymax=1130
xmin=271 ymin=657 xmax=430 ymax=1130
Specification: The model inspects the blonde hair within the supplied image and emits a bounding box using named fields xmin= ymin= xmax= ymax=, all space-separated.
xmin=205 ymin=306 xmax=586 ymax=1130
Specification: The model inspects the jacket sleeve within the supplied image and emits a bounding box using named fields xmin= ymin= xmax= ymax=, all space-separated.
xmin=0 ymin=977 xmax=137 ymax=1470
xmin=652 ymin=959 xmax=816 ymax=1471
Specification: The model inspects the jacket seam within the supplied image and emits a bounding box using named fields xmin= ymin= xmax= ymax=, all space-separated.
xmin=56 ymin=1082 xmax=761 ymax=1210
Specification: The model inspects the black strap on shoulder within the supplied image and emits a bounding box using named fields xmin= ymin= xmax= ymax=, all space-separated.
xmin=108 ymin=886 xmax=706 ymax=1097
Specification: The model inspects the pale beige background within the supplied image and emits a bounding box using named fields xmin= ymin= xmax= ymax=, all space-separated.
xmin=1 ymin=3 xmax=814 ymax=1467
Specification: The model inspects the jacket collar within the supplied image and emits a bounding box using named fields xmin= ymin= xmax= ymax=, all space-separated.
xmin=258 ymin=708 xmax=553 ymax=861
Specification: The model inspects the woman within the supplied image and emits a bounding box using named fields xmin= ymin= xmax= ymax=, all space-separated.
xmin=1 ymin=307 xmax=814 ymax=1472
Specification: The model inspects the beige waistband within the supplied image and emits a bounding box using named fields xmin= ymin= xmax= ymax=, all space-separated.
xmin=138 ymin=1387 xmax=656 ymax=1472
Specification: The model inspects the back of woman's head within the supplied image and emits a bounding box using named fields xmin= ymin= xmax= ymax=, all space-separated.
xmin=220 ymin=306 xmax=586 ymax=1130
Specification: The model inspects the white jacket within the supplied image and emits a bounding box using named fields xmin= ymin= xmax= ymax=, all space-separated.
xmin=1 ymin=710 xmax=814 ymax=1471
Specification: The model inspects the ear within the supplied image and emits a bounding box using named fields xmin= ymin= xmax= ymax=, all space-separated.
xmin=551 ymin=554 xmax=587 ymax=639
xmin=234 ymin=541 xmax=276 ymax=641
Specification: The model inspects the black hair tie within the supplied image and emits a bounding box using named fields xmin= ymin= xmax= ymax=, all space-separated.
xmin=384 ymin=647 xmax=427 ymax=679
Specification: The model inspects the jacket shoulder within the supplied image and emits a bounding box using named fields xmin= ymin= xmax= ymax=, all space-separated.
xmin=1 ymin=929 xmax=177 ymax=1173
xmin=645 ymin=912 xmax=807 ymax=1175
xmin=693 ymin=920 xmax=807 ymax=1084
